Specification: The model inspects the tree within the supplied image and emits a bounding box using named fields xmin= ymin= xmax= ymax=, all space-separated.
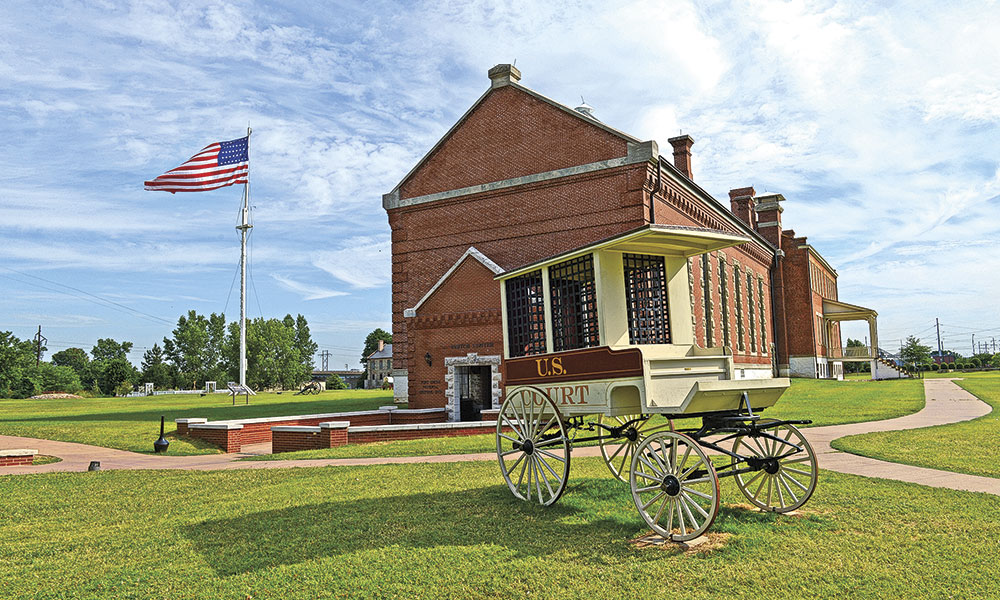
xmin=141 ymin=343 xmax=172 ymax=390
xmin=51 ymin=347 xmax=89 ymax=375
xmin=38 ymin=363 xmax=83 ymax=393
xmin=361 ymin=328 xmax=392 ymax=364
xmin=91 ymin=338 xmax=133 ymax=362
xmin=98 ymin=357 xmax=139 ymax=395
xmin=89 ymin=338 xmax=137 ymax=396
xmin=224 ymin=317 xmax=310 ymax=390
xmin=326 ymin=374 xmax=348 ymax=390
xmin=900 ymin=336 xmax=931 ymax=365
xmin=293 ymin=314 xmax=318 ymax=372
xmin=0 ymin=331 xmax=41 ymax=398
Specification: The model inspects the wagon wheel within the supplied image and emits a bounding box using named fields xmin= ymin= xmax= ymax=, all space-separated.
xmin=496 ymin=386 xmax=571 ymax=506
xmin=597 ymin=414 xmax=674 ymax=482
xmin=732 ymin=421 xmax=817 ymax=513
xmin=629 ymin=431 xmax=719 ymax=542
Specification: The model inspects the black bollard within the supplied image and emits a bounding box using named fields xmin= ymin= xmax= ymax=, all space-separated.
xmin=153 ymin=416 xmax=170 ymax=453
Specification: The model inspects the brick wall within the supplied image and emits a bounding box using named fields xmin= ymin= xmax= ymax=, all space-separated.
xmin=189 ymin=428 xmax=242 ymax=454
xmin=400 ymin=85 xmax=627 ymax=200
xmin=271 ymin=429 xmax=328 ymax=453
xmin=0 ymin=454 xmax=35 ymax=467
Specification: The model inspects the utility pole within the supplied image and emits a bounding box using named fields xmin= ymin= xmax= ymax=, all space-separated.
xmin=936 ymin=318 xmax=943 ymax=356
xmin=33 ymin=325 xmax=46 ymax=366
xmin=972 ymin=334 xmax=975 ymax=356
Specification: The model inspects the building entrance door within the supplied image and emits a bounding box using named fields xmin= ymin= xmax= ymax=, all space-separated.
xmin=457 ymin=365 xmax=492 ymax=421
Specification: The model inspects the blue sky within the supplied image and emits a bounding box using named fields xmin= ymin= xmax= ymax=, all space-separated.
xmin=2 ymin=0 xmax=999 ymax=368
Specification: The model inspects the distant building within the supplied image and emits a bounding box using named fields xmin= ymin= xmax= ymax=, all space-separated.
xmin=311 ymin=369 xmax=364 ymax=389
xmin=364 ymin=340 xmax=393 ymax=389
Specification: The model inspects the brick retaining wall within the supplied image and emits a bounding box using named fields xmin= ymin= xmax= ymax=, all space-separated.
xmin=181 ymin=407 xmax=448 ymax=453
xmin=0 ymin=449 xmax=37 ymax=467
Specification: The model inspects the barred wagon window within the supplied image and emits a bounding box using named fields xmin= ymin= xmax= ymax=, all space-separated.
xmin=549 ymin=254 xmax=599 ymax=352
xmin=505 ymin=270 xmax=546 ymax=357
xmin=623 ymin=253 xmax=671 ymax=344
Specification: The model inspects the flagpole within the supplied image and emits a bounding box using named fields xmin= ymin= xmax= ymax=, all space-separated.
xmin=238 ymin=124 xmax=252 ymax=395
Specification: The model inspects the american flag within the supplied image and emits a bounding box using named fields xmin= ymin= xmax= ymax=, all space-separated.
xmin=144 ymin=136 xmax=249 ymax=193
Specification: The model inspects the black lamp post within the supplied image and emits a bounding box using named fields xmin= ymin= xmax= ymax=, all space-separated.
xmin=153 ymin=416 xmax=170 ymax=453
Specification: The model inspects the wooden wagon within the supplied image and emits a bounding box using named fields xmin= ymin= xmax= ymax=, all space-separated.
xmin=494 ymin=225 xmax=818 ymax=541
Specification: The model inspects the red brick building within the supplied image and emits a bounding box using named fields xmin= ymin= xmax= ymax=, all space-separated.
xmin=383 ymin=64 xmax=884 ymax=417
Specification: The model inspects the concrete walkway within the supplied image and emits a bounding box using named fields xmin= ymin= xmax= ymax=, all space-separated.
xmin=2 ymin=378 xmax=997 ymax=496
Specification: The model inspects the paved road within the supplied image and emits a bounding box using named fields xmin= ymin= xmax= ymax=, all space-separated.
xmin=2 ymin=378 xmax=997 ymax=495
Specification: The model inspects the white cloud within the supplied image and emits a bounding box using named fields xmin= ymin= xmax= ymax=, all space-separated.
xmin=312 ymin=236 xmax=391 ymax=289
xmin=270 ymin=274 xmax=348 ymax=300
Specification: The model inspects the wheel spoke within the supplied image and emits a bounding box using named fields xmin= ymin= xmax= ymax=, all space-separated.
xmin=636 ymin=484 xmax=661 ymax=493
xmin=783 ymin=466 xmax=813 ymax=476
xmin=752 ymin=473 xmax=768 ymax=501
xmin=536 ymin=453 xmax=562 ymax=484
xmin=534 ymin=437 xmax=567 ymax=449
xmin=504 ymin=453 xmax=525 ymax=477
xmin=653 ymin=495 xmax=669 ymax=524
xmin=634 ymin=470 xmax=661 ymax=481
xmin=537 ymin=457 xmax=555 ymax=500
xmin=536 ymin=448 xmax=567 ymax=463
xmin=677 ymin=444 xmax=693 ymax=476
xmin=679 ymin=493 xmax=700 ymax=531
xmin=642 ymin=490 xmax=665 ymax=511
xmin=676 ymin=495 xmax=687 ymax=536
xmin=498 ymin=433 xmax=521 ymax=445
xmin=665 ymin=497 xmax=675 ymax=533
xmin=617 ymin=444 xmax=632 ymax=476
xmin=740 ymin=469 xmax=764 ymax=491
xmin=606 ymin=441 xmax=627 ymax=462
xmin=765 ymin=475 xmax=773 ymax=507
xmin=683 ymin=475 xmax=713 ymax=485
xmin=783 ymin=456 xmax=812 ymax=464
xmin=536 ymin=413 xmax=558 ymax=441
xmin=502 ymin=414 xmax=525 ymax=440
xmin=779 ymin=471 xmax=802 ymax=500
xmin=738 ymin=438 xmax=763 ymax=458
xmin=684 ymin=487 xmax=713 ymax=501
xmin=516 ymin=454 xmax=528 ymax=494
xmin=500 ymin=448 xmax=522 ymax=458
xmin=637 ymin=452 xmax=663 ymax=477
xmin=775 ymin=473 xmax=786 ymax=507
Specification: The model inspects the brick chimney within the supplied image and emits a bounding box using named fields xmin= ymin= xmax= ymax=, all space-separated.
xmin=488 ymin=63 xmax=521 ymax=88
xmin=728 ymin=187 xmax=756 ymax=228
xmin=667 ymin=134 xmax=695 ymax=179
xmin=377 ymin=339 xmax=385 ymax=352
xmin=754 ymin=193 xmax=785 ymax=250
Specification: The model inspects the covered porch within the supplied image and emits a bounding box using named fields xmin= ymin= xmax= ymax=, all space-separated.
xmin=822 ymin=298 xmax=878 ymax=361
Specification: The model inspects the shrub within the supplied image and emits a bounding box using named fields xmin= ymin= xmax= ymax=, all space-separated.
xmin=947 ymin=363 xmax=957 ymax=371
xmin=326 ymin=374 xmax=348 ymax=390
xmin=971 ymin=358 xmax=982 ymax=368
xmin=930 ymin=363 xmax=939 ymax=371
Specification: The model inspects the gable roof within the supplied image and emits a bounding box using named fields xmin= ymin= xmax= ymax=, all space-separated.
xmin=366 ymin=344 xmax=393 ymax=361
xmin=403 ymin=247 xmax=503 ymax=317
xmin=383 ymin=75 xmax=639 ymax=205
xmin=383 ymin=66 xmax=777 ymax=255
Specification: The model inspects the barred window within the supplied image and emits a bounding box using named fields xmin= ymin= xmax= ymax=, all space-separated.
xmin=505 ymin=270 xmax=546 ymax=357
xmin=701 ymin=254 xmax=713 ymax=346
xmin=758 ymin=277 xmax=768 ymax=355
xmin=623 ymin=253 xmax=670 ymax=344
xmin=747 ymin=272 xmax=757 ymax=353
xmin=719 ymin=256 xmax=731 ymax=349
xmin=549 ymin=255 xmax=599 ymax=352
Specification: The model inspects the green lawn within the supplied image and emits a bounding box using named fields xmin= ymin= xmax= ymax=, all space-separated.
xmin=833 ymin=375 xmax=1000 ymax=479
xmin=750 ymin=378 xmax=924 ymax=427
xmin=2 ymin=458 xmax=998 ymax=599
xmin=0 ymin=390 xmax=395 ymax=456
xmin=250 ymin=378 xmax=924 ymax=461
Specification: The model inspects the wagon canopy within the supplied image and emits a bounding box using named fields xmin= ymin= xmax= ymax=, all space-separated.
xmin=498 ymin=224 xmax=751 ymax=280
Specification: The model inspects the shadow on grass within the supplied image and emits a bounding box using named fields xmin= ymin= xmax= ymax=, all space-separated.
xmin=183 ymin=480 xmax=793 ymax=576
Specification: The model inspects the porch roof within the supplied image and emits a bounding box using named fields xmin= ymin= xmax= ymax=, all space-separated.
xmin=822 ymin=298 xmax=878 ymax=322
xmin=497 ymin=224 xmax=750 ymax=280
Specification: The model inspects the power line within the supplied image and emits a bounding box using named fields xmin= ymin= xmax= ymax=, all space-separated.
xmin=0 ymin=267 xmax=173 ymax=325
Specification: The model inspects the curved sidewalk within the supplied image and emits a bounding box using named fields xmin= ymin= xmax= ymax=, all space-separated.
xmin=2 ymin=379 xmax=997 ymax=496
